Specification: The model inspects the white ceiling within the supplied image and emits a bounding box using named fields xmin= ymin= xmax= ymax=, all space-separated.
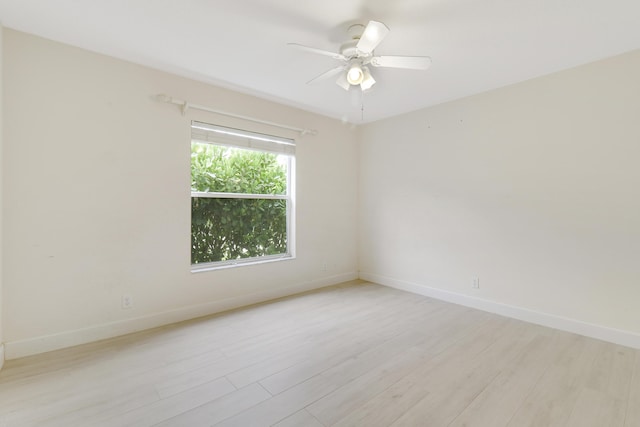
xmin=1 ymin=0 xmax=640 ymax=123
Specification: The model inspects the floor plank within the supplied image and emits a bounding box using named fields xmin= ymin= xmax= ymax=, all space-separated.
xmin=624 ymin=352 xmax=640 ymax=426
xmin=152 ymin=383 xmax=271 ymax=427
xmin=272 ymin=409 xmax=323 ymax=427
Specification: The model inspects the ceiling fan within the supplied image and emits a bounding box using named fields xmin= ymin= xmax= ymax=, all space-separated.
xmin=289 ymin=20 xmax=432 ymax=92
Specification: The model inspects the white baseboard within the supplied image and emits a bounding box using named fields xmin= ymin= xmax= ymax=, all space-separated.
xmin=360 ymin=272 xmax=640 ymax=350
xmin=0 ymin=344 xmax=5 ymax=371
xmin=5 ymin=272 xmax=358 ymax=360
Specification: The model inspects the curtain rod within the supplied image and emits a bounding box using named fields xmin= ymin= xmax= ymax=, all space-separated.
xmin=155 ymin=94 xmax=318 ymax=136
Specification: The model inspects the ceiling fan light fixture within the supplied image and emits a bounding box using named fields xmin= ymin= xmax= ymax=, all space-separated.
xmin=335 ymin=71 xmax=350 ymax=90
xmin=360 ymin=67 xmax=376 ymax=91
xmin=289 ymin=19 xmax=431 ymax=96
xmin=346 ymin=63 xmax=364 ymax=85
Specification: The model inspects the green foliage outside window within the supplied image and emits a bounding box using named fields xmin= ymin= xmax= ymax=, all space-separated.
xmin=191 ymin=143 xmax=289 ymax=264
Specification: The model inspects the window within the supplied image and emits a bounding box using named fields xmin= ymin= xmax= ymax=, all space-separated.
xmin=190 ymin=121 xmax=295 ymax=270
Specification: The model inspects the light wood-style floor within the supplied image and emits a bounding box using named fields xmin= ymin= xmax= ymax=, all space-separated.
xmin=1 ymin=281 xmax=639 ymax=427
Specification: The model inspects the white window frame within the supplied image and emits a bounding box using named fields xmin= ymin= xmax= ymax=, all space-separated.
xmin=190 ymin=121 xmax=296 ymax=272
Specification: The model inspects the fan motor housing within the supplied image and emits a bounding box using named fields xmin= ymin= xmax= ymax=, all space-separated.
xmin=340 ymin=39 xmax=359 ymax=58
xmin=341 ymin=23 xmax=369 ymax=59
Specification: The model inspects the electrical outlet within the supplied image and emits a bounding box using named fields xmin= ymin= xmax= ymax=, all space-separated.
xmin=122 ymin=294 xmax=133 ymax=309
xmin=472 ymin=277 xmax=480 ymax=289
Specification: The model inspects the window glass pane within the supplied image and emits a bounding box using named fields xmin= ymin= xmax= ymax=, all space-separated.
xmin=191 ymin=197 xmax=288 ymax=264
xmin=191 ymin=142 xmax=287 ymax=195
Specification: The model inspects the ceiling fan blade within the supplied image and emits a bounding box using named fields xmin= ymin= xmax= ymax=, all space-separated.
xmin=356 ymin=20 xmax=390 ymax=54
xmin=370 ymin=55 xmax=432 ymax=70
xmin=288 ymin=43 xmax=346 ymax=61
xmin=307 ymin=66 xmax=346 ymax=84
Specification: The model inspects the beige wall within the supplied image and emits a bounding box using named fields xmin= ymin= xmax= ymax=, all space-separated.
xmin=4 ymin=26 xmax=640 ymax=359
xmin=0 ymin=23 xmax=4 ymax=369
xmin=359 ymin=49 xmax=640 ymax=340
xmin=2 ymin=29 xmax=358 ymax=358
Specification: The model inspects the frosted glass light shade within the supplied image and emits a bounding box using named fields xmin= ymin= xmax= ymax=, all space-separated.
xmin=347 ymin=64 xmax=364 ymax=85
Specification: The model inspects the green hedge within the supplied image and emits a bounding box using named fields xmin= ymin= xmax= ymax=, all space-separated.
xmin=191 ymin=143 xmax=288 ymax=264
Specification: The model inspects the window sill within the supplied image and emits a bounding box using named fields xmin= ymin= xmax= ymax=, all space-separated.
xmin=191 ymin=254 xmax=295 ymax=273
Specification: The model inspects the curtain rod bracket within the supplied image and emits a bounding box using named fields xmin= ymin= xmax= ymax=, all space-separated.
xmin=156 ymin=93 xmax=317 ymax=137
